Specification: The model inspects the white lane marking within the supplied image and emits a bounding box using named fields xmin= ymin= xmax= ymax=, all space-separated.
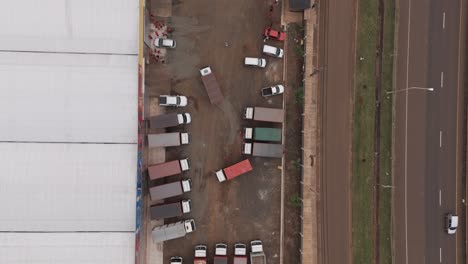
xmin=404 ymin=1 xmax=412 ymax=264
xmin=440 ymin=247 xmax=442 ymax=263
xmin=443 ymin=12 xmax=446 ymax=29
xmin=439 ymin=189 xmax=442 ymax=206
xmin=440 ymin=72 xmax=444 ymax=88
xmin=440 ymin=130 xmax=443 ymax=147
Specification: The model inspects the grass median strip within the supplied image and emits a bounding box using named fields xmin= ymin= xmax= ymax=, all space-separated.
xmin=352 ymin=0 xmax=395 ymax=263
xmin=378 ymin=0 xmax=395 ymax=263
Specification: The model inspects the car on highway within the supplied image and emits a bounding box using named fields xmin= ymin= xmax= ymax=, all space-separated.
xmin=446 ymin=214 xmax=458 ymax=234
xmin=155 ymin=38 xmax=177 ymax=48
xmin=244 ymin=57 xmax=267 ymax=68
xmin=262 ymin=45 xmax=283 ymax=58
xmin=264 ymin=27 xmax=285 ymax=41
xmin=159 ymin=95 xmax=188 ymax=107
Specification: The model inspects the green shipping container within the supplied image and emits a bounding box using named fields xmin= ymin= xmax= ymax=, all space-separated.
xmin=254 ymin=128 xmax=282 ymax=142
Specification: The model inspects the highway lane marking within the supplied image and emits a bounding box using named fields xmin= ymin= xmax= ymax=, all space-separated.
xmin=440 ymin=130 xmax=443 ymax=147
xmin=439 ymin=189 xmax=442 ymax=206
xmin=404 ymin=0 xmax=413 ymax=263
xmin=440 ymin=72 xmax=444 ymax=88
xmin=443 ymin=12 xmax=446 ymax=30
xmin=439 ymin=247 xmax=442 ymax=263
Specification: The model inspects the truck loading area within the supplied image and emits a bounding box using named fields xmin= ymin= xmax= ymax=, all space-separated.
xmin=144 ymin=0 xmax=285 ymax=263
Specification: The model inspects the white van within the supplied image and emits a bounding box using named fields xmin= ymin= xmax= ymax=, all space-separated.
xmin=244 ymin=57 xmax=267 ymax=68
xmin=262 ymin=45 xmax=284 ymax=58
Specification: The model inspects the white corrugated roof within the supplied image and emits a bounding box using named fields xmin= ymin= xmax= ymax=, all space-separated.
xmin=0 ymin=143 xmax=137 ymax=231
xmin=0 ymin=0 xmax=138 ymax=54
xmin=0 ymin=233 xmax=135 ymax=264
xmin=0 ymin=51 xmax=138 ymax=143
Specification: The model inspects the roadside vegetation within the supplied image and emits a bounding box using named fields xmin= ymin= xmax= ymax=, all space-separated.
xmin=352 ymin=0 xmax=395 ymax=263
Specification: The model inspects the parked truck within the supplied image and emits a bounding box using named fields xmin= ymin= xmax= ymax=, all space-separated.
xmin=233 ymin=244 xmax=248 ymax=264
xmin=148 ymin=132 xmax=190 ymax=147
xmin=149 ymin=179 xmax=192 ymax=201
xmin=250 ymin=240 xmax=266 ymax=264
xmin=200 ymin=66 xmax=224 ymax=105
xmin=242 ymin=142 xmax=282 ymax=158
xmin=151 ymin=219 xmax=196 ymax=243
xmin=171 ymin=257 xmax=183 ymax=264
xmin=148 ymin=159 xmax=190 ymax=181
xmin=243 ymin=107 xmax=284 ymax=123
xmin=150 ymin=199 xmax=191 ymax=220
xmin=215 ymin=159 xmax=253 ymax=182
xmin=194 ymin=245 xmax=207 ymax=264
xmin=244 ymin=127 xmax=282 ymax=142
xmin=214 ymin=244 xmax=228 ymax=264
xmin=148 ymin=113 xmax=191 ymax=129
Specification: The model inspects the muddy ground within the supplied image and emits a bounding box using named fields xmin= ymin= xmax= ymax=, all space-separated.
xmin=145 ymin=0 xmax=287 ymax=263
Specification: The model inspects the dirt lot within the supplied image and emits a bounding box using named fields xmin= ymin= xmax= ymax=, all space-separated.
xmin=145 ymin=0 xmax=285 ymax=263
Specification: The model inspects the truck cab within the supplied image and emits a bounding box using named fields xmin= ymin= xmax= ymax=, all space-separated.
xmin=234 ymin=243 xmax=247 ymax=255
xmin=243 ymin=107 xmax=254 ymax=119
xmin=195 ymin=245 xmax=207 ymax=258
xmin=182 ymin=179 xmax=193 ymax=193
xmin=178 ymin=113 xmax=192 ymax=124
xmin=181 ymin=133 xmax=191 ymax=145
xmin=171 ymin=257 xmax=183 ymax=264
xmin=184 ymin=219 xmax=196 ymax=233
xmin=250 ymin=240 xmax=263 ymax=253
xmin=242 ymin=143 xmax=252 ymax=155
xmin=181 ymin=199 xmax=192 ymax=214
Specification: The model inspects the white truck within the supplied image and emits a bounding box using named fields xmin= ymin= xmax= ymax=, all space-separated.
xmin=233 ymin=244 xmax=248 ymax=264
xmin=171 ymin=257 xmax=183 ymax=264
xmin=214 ymin=244 xmax=228 ymax=264
xmin=152 ymin=219 xmax=196 ymax=243
xmin=148 ymin=132 xmax=191 ymax=147
xmin=243 ymin=107 xmax=284 ymax=123
xmin=159 ymin=95 xmax=188 ymax=107
xmin=261 ymin=85 xmax=284 ymax=97
xmin=250 ymin=240 xmax=266 ymax=264
xmin=194 ymin=245 xmax=207 ymax=264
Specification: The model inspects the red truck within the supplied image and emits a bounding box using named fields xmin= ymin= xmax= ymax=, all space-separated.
xmin=215 ymin=159 xmax=253 ymax=182
xmin=200 ymin=66 xmax=224 ymax=105
xmin=148 ymin=159 xmax=190 ymax=181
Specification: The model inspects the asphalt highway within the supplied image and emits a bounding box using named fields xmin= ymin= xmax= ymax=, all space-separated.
xmin=393 ymin=0 xmax=465 ymax=263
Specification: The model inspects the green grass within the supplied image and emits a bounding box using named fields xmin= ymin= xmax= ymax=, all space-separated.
xmin=378 ymin=0 xmax=395 ymax=263
xmin=352 ymin=0 xmax=379 ymax=263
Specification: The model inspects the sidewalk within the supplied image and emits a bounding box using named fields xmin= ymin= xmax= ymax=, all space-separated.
xmin=299 ymin=6 xmax=319 ymax=264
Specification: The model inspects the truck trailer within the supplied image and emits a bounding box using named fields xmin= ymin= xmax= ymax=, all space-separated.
xmin=194 ymin=245 xmax=207 ymax=264
xmin=215 ymin=159 xmax=253 ymax=182
xmin=233 ymin=244 xmax=248 ymax=264
xmin=244 ymin=127 xmax=282 ymax=142
xmin=242 ymin=142 xmax=282 ymax=158
xmin=150 ymin=199 xmax=191 ymax=220
xmin=152 ymin=219 xmax=196 ymax=243
xmin=250 ymin=240 xmax=266 ymax=264
xmin=148 ymin=159 xmax=190 ymax=181
xmin=243 ymin=107 xmax=284 ymax=123
xmin=214 ymin=244 xmax=228 ymax=264
xmin=149 ymin=179 xmax=192 ymax=201
xmin=200 ymin=66 xmax=224 ymax=105
xmin=148 ymin=113 xmax=191 ymax=129
xmin=148 ymin=132 xmax=190 ymax=147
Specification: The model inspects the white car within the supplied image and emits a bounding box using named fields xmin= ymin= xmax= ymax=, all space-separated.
xmin=446 ymin=214 xmax=458 ymax=234
xmin=155 ymin=38 xmax=176 ymax=48
xmin=261 ymin=84 xmax=285 ymax=97
xmin=262 ymin=44 xmax=284 ymax=58
xmin=244 ymin=57 xmax=267 ymax=68
xmin=159 ymin=95 xmax=188 ymax=107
